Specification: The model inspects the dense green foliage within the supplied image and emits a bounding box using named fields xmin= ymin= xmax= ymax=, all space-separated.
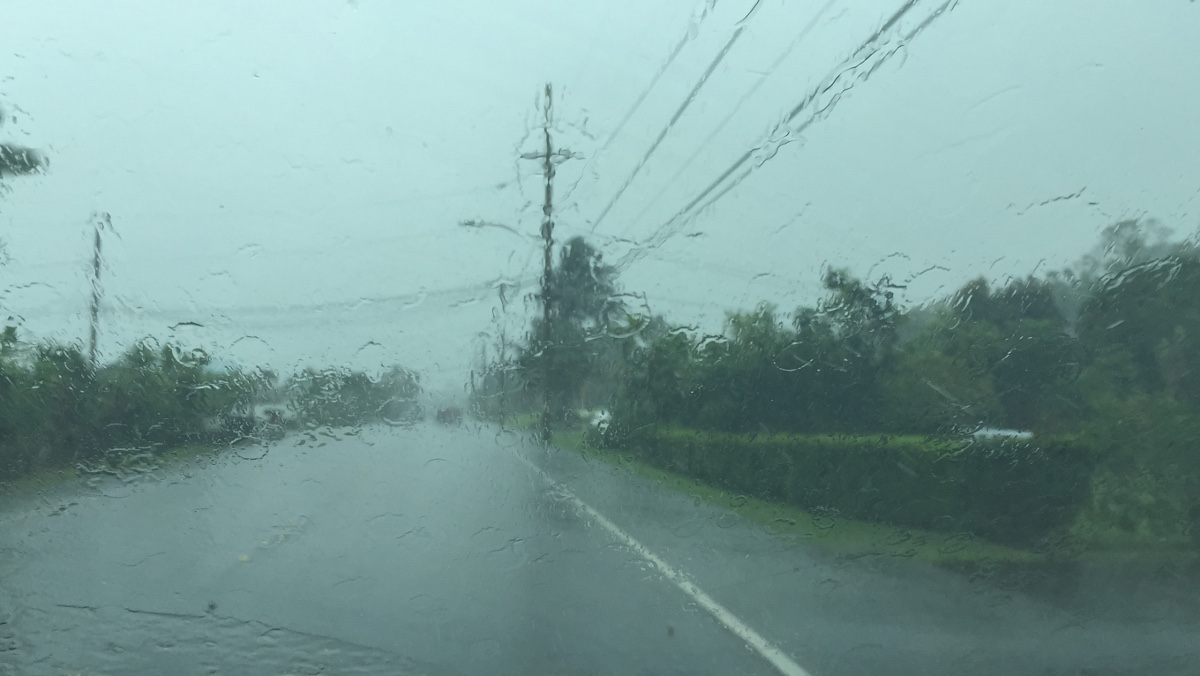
xmin=474 ymin=236 xmax=632 ymax=423
xmin=607 ymin=427 xmax=1092 ymax=548
xmin=588 ymin=220 xmax=1200 ymax=550
xmin=469 ymin=222 xmax=1199 ymax=551
xmin=0 ymin=335 xmax=254 ymax=478
xmin=286 ymin=365 xmax=421 ymax=427
xmin=606 ymin=269 xmax=1083 ymax=437
xmin=0 ymin=104 xmax=44 ymax=179
xmin=0 ymin=327 xmax=422 ymax=480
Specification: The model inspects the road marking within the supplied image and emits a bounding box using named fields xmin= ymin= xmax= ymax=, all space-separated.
xmin=512 ymin=451 xmax=812 ymax=676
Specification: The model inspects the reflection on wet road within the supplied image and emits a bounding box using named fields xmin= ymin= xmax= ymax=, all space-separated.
xmin=1 ymin=424 xmax=1197 ymax=675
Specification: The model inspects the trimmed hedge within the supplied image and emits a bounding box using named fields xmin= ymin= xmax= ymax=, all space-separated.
xmin=603 ymin=426 xmax=1093 ymax=548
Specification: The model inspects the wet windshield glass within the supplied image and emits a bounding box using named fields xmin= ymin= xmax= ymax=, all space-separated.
xmin=2 ymin=1 xmax=1199 ymax=674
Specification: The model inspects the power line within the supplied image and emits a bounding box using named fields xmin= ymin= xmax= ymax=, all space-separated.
xmin=575 ymin=0 xmax=720 ymax=195
xmin=13 ymin=276 xmax=540 ymax=321
xmin=588 ymin=1 xmax=763 ymax=234
xmin=624 ymin=0 xmax=838 ymax=233
xmin=0 ymin=182 xmax=511 ymax=233
xmin=618 ymin=0 xmax=959 ymax=270
xmin=9 ymin=216 xmax=524 ymax=271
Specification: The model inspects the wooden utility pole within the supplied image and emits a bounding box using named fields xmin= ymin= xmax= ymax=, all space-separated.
xmin=520 ymin=84 xmax=575 ymax=444
xmin=87 ymin=212 xmax=111 ymax=367
xmin=497 ymin=326 xmax=508 ymax=426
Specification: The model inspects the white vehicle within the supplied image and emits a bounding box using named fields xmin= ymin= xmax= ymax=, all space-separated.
xmin=576 ymin=408 xmax=611 ymax=431
xmin=971 ymin=427 xmax=1033 ymax=441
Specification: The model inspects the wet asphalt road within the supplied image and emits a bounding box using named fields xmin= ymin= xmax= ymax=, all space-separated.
xmin=1 ymin=423 xmax=1197 ymax=675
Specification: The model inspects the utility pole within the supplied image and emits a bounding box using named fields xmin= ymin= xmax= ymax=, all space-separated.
xmin=470 ymin=339 xmax=485 ymax=404
xmin=497 ymin=326 xmax=507 ymax=426
xmin=87 ymin=212 xmax=111 ymax=367
xmin=520 ymin=84 xmax=575 ymax=444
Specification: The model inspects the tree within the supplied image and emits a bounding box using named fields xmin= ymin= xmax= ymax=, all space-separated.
xmin=880 ymin=348 xmax=1002 ymax=433
xmin=1 ymin=102 xmax=44 ymax=332
xmin=91 ymin=342 xmax=236 ymax=448
xmin=819 ymin=268 xmax=900 ymax=360
xmin=807 ymin=269 xmax=901 ymax=431
xmin=553 ymin=237 xmax=622 ymax=329
xmin=1079 ymin=256 xmax=1200 ymax=405
xmin=928 ymin=275 xmax=1077 ymax=430
xmin=0 ymin=104 xmax=44 ymax=178
xmin=691 ymin=304 xmax=796 ymax=432
xmin=521 ymin=236 xmax=626 ymax=422
xmin=950 ymin=275 xmax=1064 ymax=328
xmin=1073 ymin=219 xmax=1198 ymax=282
xmin=0 ymin=143 xmax=41 ymax=178
xmin=286 ymin=365 xmax=420 ymax=428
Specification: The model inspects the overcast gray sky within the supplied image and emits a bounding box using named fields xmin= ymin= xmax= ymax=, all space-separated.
xmin=2 ymin=0 xmax=1198 ymax=393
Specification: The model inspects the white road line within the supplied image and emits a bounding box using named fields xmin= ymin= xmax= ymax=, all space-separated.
xmin=512 ymin=451 xmax=812 ymax=676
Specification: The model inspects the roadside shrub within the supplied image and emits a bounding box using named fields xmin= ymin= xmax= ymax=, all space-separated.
xmin=1068 ymin=391 xmax=1200 ymax=547
xmin=604 ymin=426 xmax=1093 ymax=548
xmin=0 ymin=338 xmax=253 ymax=480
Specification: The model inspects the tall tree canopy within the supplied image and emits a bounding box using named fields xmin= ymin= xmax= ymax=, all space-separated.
xmin=520 ymin=236 xmax=626 ymax=421
xmin=0 ymin=105 xmax=44 ymax=178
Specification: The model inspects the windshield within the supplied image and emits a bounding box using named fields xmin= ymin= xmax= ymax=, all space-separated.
xmin=2 ymin=1 xmax=1198 ymax=674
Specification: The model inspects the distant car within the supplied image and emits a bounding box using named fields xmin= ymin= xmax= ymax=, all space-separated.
xmin=436 ymin=407 xmax=463 ymax=424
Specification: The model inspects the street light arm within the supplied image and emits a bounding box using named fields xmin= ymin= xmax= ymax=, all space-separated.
xmin=458 ymin=219 xmax=536 ymax=241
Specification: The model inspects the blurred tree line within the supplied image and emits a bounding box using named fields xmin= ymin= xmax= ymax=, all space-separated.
xmin=0 ymin=104 xmax=426 ymax=481
xmin=0 ymin=337 xmax=253 ymax=478
xmin=0 ymin=331 xmax=422 ymax=480
xmin=286 ymin=365 xmax=421 ymax=427
xmin=0 ymin=104 xmax=43 ymax=180
xmin=475 ymin=221 xmax=1200 ymax=548
xmin=470 ymin=236 xmax=651 ymax=424
xmin=604 ymin=221 xmax=1200 ymax=442
xmin=610 ymin=221 xmax=1200 ymax=546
